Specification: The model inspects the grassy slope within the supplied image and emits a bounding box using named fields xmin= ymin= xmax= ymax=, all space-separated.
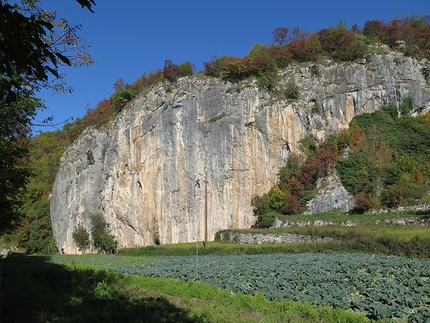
xmin=1 ymin=255 xmax=370 ymax=323
xmin=1 ymin=211 xmax=429 ymax=322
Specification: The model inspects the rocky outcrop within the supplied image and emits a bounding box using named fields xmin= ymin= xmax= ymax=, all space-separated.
xmin=304 ymin=172 xmax=356 ymax=214
xmin=51 ymin=48 xmax=430 ymax=253
xmin=0 ymin=249 xmax=10 ymax=258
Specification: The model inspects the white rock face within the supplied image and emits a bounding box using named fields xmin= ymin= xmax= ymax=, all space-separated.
xmin=51 ymin=50 xmax=430 ymax=253
xmin=304 ymin=172 xmax=356 ymax=214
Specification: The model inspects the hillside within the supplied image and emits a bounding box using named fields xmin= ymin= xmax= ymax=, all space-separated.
xmin=7 ymin=16 xmax=430 ymax=254
xmin=50 ymin=47 xmax=430 ymax=254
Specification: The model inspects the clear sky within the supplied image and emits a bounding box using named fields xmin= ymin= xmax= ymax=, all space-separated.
xmin=34 ymin=0 xmax=429 ymax=132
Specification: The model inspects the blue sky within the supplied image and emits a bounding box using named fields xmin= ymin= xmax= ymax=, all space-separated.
xmin=34 ymin=0 xmax=429 ymax=132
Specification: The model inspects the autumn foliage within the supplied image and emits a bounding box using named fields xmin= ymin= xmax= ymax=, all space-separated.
xmin=252 ymin=136 xmax=338 ymax=217
xmin=363 ymin=15 xmax=430 ymax=57
xmin=84 ymin=99 xmax=113 ymax=128
xmin=204 ymin=15 xmax=429 ymax=87
xmin=162 ymin=60 xmax=194 ymax=82
xmin=253 ymin=96 xmax=430 ymax=226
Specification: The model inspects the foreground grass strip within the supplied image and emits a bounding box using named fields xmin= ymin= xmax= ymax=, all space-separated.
xmin=1 ymin=255 xmax=370 ymax=323
xmin=122 ymin=275 xmax=371 ymax=323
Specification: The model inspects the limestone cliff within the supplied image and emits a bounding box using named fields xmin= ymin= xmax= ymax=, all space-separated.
xmin=51 ymin=48 xmax=430 ymax=253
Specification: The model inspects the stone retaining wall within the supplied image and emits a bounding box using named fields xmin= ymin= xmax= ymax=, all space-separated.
xmin=366 ymin=203 xmax=430 ymax=214
xmin=220 ymin=215 xmax=429 ymax=245
xmin=219 ymin=232 xmax=332 ymax=244
xmin=273 ymin=216 xmax=430 ymax=228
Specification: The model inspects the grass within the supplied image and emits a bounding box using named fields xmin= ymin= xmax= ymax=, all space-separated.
xmin=0 ymin=255 xmax=372 ymax=323
xmin=1 ymin=209 xmax=428 ymax=322
xmin=117 ymin=224 xmax=430 ymax=259
xmin=117 ymin=234 xmax=430 ymax=259
xmin=268 ymin=209 xmax=430 ymax=224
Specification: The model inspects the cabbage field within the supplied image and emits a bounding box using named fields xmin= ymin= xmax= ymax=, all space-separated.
xmin=52 ymin=252 xmax=430 ymax=322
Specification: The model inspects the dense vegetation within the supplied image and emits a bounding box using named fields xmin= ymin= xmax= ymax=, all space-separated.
xmin=3 ymin=14 xmax=430 ymax=253
xmin=252 ymin=96 xmax=430 ymax=227
xmin=203 ymin=16 xmax=430 ymax=88
xmin=6 ymin=130 xmax=73 ymax=253
xmin=337 ymin=97 xmax=430 ymax=211
xmin=0 ymin=0 xmax=95 ymax=235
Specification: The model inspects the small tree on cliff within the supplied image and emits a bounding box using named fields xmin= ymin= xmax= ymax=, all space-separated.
xmin=72 ymin=224 xmax=90 ymax=253
xmin=90 ymin=214 xmax=117 ymax=253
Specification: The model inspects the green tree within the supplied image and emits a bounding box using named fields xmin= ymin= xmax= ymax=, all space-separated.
xmin=15 ymin=129 xmax=72 ymax=252
xmin=381 ymin=102 xmax=398 ymax=120
xmin=318 ymin=21 xmax=368 ymax=61
xmin=0 ymin=95 xmax=38 ymax=233
xmin=336 ymin=150 xmax=378 ymax=196
xmin=248 ymin=43 xmax=268 ymax=57
xmin=109 ymin=86 xmax=137 ymax=112
xmin=72 ymin=224 xmax=90 ymax=252
xmin=267 ymin=186 xmax=285 ymax=209
xmin=0 ymin=0 xmax=94 ymax=233
xmin=298 ymin=134 xmax=318 ymax=155
xmin=278 ymin=154 xmax=300 ymax=183
xmin=90 ymin=214 xmax=117 ymax=253
xmin=380 ymin=96 xmax=414 ymax=120
xmin=399 ymin=95 xmax=414 ymax=116
xmin=0 ymin=0 xmax=95 ymax=105
xmin=177 ymin=61 xmax=194 ymax=77
xmin=285 ymin=81 xmax=300 ymax=99
xmin=251 ymin=194 xmax=271 ymax=217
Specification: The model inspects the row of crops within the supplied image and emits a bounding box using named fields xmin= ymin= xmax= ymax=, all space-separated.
xmin=51 ymin=253 xmax=430 ymax=322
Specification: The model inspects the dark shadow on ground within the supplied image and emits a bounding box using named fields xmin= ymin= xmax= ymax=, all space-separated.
xmin=0 ymin=255 xmax=205 ymax=323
